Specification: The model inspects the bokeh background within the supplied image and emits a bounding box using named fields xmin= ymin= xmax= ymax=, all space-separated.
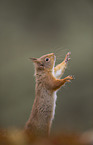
xmin=0 ymin=0 xmax=93 ymax=133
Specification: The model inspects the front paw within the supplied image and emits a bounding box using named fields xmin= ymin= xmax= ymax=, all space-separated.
xmin=66 ymin=75 xmax=74 ymax=82
xmin=65 ymin=52 xmax=71 ymax=63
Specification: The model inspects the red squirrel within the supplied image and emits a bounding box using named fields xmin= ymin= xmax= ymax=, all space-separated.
xmin=25 ymin=52 xmax=73 ymax=136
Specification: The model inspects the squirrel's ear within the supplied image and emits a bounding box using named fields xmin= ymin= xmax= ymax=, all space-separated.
xmin=29 ymin=58 xmax=38 ymax=62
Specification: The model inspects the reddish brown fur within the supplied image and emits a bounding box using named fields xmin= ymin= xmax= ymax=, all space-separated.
xmin=25 ymin=53 xmax=73 ymax=136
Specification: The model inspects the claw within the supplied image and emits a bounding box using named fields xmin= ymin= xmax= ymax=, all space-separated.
xmin=67 ymin=52 xmax=71 ymax=56
xmin=66 ymin=80 xmax=71 ymax=82
xmin=65 ymin=52 xmax=71 ymax=63
xmin=68 ymin=75 xmax=73 ymax=80
xmin=72 ymin=75 xmax=75 ymax=80
xmin=68 ymin=58 xmax=71 ymax=61
xmin=66 ymin=75 xmax=75 ymax=82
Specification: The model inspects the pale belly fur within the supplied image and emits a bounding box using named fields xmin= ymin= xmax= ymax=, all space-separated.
xmin=51 ymin=65 xmax=63 ymax=121
xmin=51 ymin=91 xmax=57 ymax=121
xmin=51 ymin=67 xmax=59 ymax=121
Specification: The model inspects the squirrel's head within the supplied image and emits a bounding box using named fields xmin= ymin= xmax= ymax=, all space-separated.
xmin=30 ymin=53 xmax=56 ymax=72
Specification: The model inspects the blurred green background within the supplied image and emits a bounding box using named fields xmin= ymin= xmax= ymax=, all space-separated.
xmin=0 ymin=0 xmax=93 ymax=133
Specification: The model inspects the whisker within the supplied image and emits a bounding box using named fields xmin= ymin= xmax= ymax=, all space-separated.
xmin=54 ymin=47 xmax=64 ymax=54
xmin=49 ymin=47 xmax=71 ymax=65
xmin=55 ymin=49 xmax=70 ymax=60
xmin=55 ymin=48 xmax=70 ymax=55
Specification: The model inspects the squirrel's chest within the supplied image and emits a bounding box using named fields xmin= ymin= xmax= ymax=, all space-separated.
xmin=51 ymin=67 xmax=58 ymax=121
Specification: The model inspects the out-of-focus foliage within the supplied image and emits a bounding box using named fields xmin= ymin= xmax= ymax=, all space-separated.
xmin=0 ymin=129 xmax=93 ymax=145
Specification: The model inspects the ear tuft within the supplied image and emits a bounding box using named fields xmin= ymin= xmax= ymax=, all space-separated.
xmin=29 ymin=58 xmax=37 ymax=62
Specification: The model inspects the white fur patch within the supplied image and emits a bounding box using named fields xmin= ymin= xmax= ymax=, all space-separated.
xmin=51 ymin=68 xmax=58 ymax=121
xmin=55 ymin=69 xmax=62 ymax=78
xmin=52 ymin=91 xmax=57 ymax=121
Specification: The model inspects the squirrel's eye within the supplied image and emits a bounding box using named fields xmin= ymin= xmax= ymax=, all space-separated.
xmin=45 ymin=58 xmax=50 ymax=62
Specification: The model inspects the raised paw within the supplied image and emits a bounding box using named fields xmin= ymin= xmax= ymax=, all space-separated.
xmin=65 ymin=52 xmax=71 ymax=63
xmin=65 ymin=75 xmax=74 ymax=82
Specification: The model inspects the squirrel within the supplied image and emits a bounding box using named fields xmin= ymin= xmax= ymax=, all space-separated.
xmin=25 ymin=52 xmax=73 ymax=136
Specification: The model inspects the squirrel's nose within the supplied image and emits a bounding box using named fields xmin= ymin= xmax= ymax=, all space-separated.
xmin=50 ymin=53 xmax=54 ymax=56
xmin=49 ymin=53 xmax=54 ymax=57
